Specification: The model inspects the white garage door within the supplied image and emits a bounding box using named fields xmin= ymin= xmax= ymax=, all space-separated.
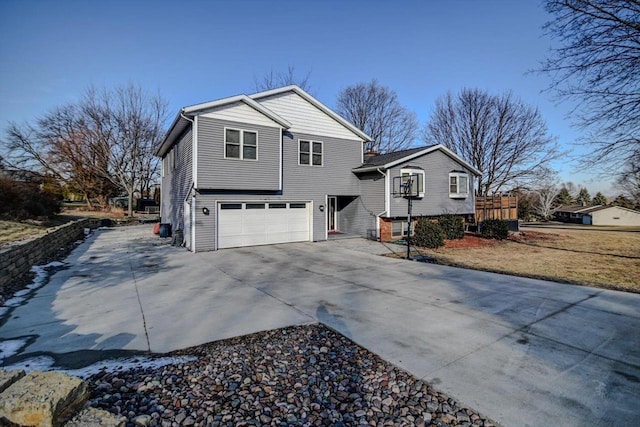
xmin=218 ymin=202 xmax=310 ymax=249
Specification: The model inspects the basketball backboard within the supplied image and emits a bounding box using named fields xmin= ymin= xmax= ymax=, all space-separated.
xmin=392 ymin=174 xmax=421 ymax=198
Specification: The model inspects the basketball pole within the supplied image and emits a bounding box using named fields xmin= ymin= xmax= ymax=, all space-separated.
xmin=406 ymin=195 xmax=412 ymax=260
xmin=405 ymin=175 xmax=413 ymax=260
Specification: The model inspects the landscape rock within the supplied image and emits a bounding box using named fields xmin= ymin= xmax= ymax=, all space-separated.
xmin=0 ymin=371 xmax=87 ymax=427
xmin=65 ymin=407 xmax=126 ymax=427
xmin=84 ymin=324 xmax=496 ymax=427
xmin=0 ymin=368 xmax=25 ymax=393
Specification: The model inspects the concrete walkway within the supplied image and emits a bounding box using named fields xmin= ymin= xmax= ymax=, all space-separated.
xmin=1 ymin=226 xmax=639 ymax=426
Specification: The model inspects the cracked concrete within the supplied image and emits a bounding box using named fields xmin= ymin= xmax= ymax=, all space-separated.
xmin=1 ymin=225 xmax=639 ymax=427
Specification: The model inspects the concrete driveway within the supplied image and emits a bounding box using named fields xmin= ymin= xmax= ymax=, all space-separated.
xmin=1 ymin=226 xmax=639 ymax=427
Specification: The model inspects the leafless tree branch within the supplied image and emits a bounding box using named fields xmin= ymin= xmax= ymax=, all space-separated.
xmin=540 ymin=0 xmax=640 ymax=173
xmin=423 ymin=88 xmax=561 ymax=195
xmin=336 ymin=79 xmax=418 ymax=153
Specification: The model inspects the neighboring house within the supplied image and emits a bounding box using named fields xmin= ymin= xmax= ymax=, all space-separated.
xmin=353 ymin=145 xmax=481 ymax=241
xmin=0 ymin=167 xmax=43 ymax=186
xmin=157 ymin=85 xmax=481 ymax=252
xmin=554 ymin=205 xmax=595 ymax=223
xmin=556 ymin=205 xmax=640 ymax=226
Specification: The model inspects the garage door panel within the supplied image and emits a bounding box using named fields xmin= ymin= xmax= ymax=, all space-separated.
xmin=218 ymin=202 xmax=310 ymax=249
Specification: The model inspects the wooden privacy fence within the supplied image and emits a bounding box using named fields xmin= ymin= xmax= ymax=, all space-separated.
xmin=476 ymin=194 xmax=518 ymax=222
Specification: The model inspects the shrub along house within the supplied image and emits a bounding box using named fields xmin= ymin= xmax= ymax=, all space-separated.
xmin=157 ymin=85 xmax=481 ymax=252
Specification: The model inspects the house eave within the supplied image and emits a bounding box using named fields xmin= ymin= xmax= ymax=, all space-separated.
xmin=183 ymin=94 xmax=292 ymax=129
xmin=250 ymin=85 xmax=373 ymax=142
xmin=156 ymin=94 xmax=293 ymax=158
xmin=353 ymin=145 xmax=483 ymax=176
xmin=155 ymin=112 xmax=190 ymax=157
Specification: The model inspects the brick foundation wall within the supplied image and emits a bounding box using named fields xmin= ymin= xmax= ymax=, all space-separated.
xmin=0 ymin=218 xmax=102 ymax=292
xmin=380 ymin=215 xmax=469 ymax=242
xmin=379 ymin=217 xmax=418 ymax=242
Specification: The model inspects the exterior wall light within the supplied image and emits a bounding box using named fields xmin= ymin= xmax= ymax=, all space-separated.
xmin=319 ymin=205 xmax=324 ymax=212
xmin=202 ymin=207 xmax=210 ymax=215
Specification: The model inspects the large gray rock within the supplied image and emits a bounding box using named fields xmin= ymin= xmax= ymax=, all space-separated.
xmin=65 ymin=407 xmax=126 ymax=427
xmin=0 ymin=371 xmax=87 ymax=427
xmin=0 ymin=368 xmax=25 ymax=393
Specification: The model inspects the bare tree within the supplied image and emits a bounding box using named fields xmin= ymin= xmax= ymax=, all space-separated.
xmin=81 ymin=85 xmax=167 ymax=217
xmin=541 ymin=0 xmax=640 ymax=172
xmin=3 ymin=84 xmax=167 ymax=216
xmin=533 ymin=184 xmax=561 ymax=220
xmin=336 ymin=79 xmax=418 ymax=154
xmin=423 ymin=88 xmax=560 ymax=195
xmin=254 ymin=65 xmax=312 ymax=92
xmin=617 ymin=159 xmax=640 ymax=207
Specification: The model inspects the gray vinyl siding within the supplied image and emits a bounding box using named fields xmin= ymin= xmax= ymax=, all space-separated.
xmin=191 ymin=131 xmax=364 ymax=251
xmin=339 ymin=171 xmax=385 ymax=238
xmin=160 ymin=129 xmax=193 ymax=231
xmin=283 ymin=131 xmax=361 ymax=242
xmin=197 ymin=117 xmax=281 ymax=191
xmin=388 ymin=150 xmax=475 ymax=218
xmin=192 ymin=194 xmax=216 ymax=252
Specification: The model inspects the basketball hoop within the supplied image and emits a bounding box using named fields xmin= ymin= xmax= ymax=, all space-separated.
xmin=391 ymin=173 xmax=421 ymax=260
xmin=392 ymin=174 xmax=420 ymax=199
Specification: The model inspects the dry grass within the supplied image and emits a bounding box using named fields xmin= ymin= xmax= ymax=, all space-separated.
xmin=0 ymin=209 xmax=123 ymax=248
xmin=410 ymin=227 xmax=640 ymax=293
xmin=0 ymin=220 xmax=49 ymax=245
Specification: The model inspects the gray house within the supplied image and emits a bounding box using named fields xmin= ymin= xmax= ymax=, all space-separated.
xmin=353 ymin=145 xmax=481 ymax=241
xmin=157 ymin=85 xmax=480 ymax=251
xmin=157 ymin=85 xmax=374 ymax=251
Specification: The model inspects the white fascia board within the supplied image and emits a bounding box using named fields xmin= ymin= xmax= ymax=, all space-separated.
xmin=436 ymin=145 xmax=483 ymax=176
xmin=250 ymin=85 xmax=373 ymax=142
xmin=370 ymin=145 xmax=482 ymax=176
xmin=183 ymin=95 xmax=292 ymax=129
xmin=156 ymin=112 xmax=188 ymax=157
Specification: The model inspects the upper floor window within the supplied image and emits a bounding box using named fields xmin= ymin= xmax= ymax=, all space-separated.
xmin=449 ymin=172 xmax=469 ymax=198
xmin=299 ymin=140 xmax=323 ymax=166
xmin=400 ymin=168 xmax=425 ymax=198
xmin=225 ymin=128 xmax=257 ymax=160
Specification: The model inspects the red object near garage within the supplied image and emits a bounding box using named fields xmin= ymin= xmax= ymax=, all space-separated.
xmin=153 ymin=223 xmax=160 ymax=235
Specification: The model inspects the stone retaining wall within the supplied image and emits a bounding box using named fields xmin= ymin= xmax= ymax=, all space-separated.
xmin=0 ymin=218 xmax=103 ymax=292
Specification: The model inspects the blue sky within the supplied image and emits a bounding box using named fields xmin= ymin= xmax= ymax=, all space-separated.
xmin=0 ymin=0 xmax=614 ymax=194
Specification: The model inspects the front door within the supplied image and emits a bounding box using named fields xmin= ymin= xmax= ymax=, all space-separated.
xmin=328 ymin=196 xmax=337 ymax=232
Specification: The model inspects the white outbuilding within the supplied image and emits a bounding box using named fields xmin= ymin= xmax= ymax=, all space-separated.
xmin=582 ymin=205 xmax=640 ymax=226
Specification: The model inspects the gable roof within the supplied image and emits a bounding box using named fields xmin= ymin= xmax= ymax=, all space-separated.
xmin=567 ymin=205 xmax=640 ymax=215
xmin=353 ymin=144 xmax=482 ymax=176
xmin=156 ymin=93 xmax=292 ymax=157
xmin=556 ymin=204 xmax=602 ymax=214
xmin=156 ymin=85 xmax=372 ymax=157
xmin=250 ymin=85 xmax=372 ymax=142
xmin=361 ymin=146 xmax=434 ymax=167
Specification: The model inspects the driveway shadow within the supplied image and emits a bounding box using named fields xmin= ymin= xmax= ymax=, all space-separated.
xmin=0 ymin=226 xmax=176 ymax=369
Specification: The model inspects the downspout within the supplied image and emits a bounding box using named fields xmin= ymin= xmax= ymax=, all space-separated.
xmin=180 ymin=111 xmax=195 ymax=250
xmin=376 ymin=168 xmax=387 ymax=217
xmin=376 ymin=168 xmax=387 ymax=241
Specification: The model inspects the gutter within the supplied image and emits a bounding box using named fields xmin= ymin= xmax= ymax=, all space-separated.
xmin=376 ymin=167 xmax=387 ymax=217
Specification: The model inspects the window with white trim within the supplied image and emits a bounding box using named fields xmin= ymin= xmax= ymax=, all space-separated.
xmin=299 ymin=140 xmax=323 ymax=166
xmin=449 ymin=172 xmax=469 ymax=198
xmin=400 ymin=168 xmax=425 ymax=198
xmin=391 ymin=220 xmax=414 ymax=238
xmin=391 ymin=220 xmax=407 ymax=238
xmin=225 ymin=128 xmax=258 ymax=160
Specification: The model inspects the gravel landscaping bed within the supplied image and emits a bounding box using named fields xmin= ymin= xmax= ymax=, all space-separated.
xmin=86 ymin=324 xmax=496 ymax=427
